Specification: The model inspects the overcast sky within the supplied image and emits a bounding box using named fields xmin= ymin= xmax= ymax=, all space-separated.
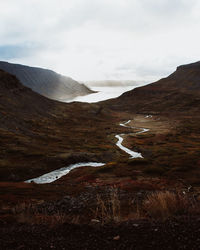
xmin=0 ymin=0 xmax=200 ymax=82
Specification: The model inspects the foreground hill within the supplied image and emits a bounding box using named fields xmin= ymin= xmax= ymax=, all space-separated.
xmin=0 ymin=61 xmax=93 ymax=101
xmin=106 ymin=61 xmax=200 ymax=114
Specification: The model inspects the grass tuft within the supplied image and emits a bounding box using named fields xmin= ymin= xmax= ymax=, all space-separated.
xmin=93 ymin=187 xmax=120 ymax=224
xmin=143 ymin=191 xmax=196 ymax=220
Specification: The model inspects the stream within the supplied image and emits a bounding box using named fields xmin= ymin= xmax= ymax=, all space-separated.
xmin=115 ymin=120 xmax=149 ymax=158
xmin=26 ymin=162 xmax=105 ymax=184
xmin=25 ymin=119 xmax=149 ymax=184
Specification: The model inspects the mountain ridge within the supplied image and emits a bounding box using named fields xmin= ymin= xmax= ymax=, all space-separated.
xmin=105 ymin=61 xmax=200 ymax=114
xmin=0 ymin=61 xmax=93 ymax=101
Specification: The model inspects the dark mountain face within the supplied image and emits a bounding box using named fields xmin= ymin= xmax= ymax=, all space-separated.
xmin=0 ymin=69 xmax=115 ymax=181
xmin=0 ymin=69 xmax=105 ymax=134
xmin=0 ymin=69 xmax=57 ymax=133
xmin=0 ymin=61 xmax=93 ymax=101
xmin=105 ymin=61 xmax=200 ymax=114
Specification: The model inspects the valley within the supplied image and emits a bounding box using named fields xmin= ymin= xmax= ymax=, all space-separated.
xmin=2 ymin=0 xmax=200 ymax=248
xmin=1 ymin=62 xmax=200 ymax=249
xmin=24 ymin=119 xmax=150 ymax=184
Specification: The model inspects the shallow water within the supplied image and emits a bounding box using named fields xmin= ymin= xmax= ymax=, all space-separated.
xmin=25 ymin=162 xmax=105 ymax=184
xmin=115 ymin=120 xmax=149 ymax=158
xmin=115 ymin=134 xmax=142 ymax=159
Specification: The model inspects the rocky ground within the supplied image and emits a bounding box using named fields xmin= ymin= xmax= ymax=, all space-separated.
xmin=1 ymin=218 xmax=200 ymax=249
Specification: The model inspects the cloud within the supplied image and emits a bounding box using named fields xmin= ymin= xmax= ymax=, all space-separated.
xmin=0 ymin=45 xmax=29 ymax=60
xmin=0 ymin=0 xmax=200 ymax=81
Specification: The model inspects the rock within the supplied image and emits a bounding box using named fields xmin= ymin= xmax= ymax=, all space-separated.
xmin=63 ymin=196 xmax=71 ymax=200
xmin=113 ymin=235 xmax=120 ymax=241
xmin=91 ymin=219 xmax=100 ymax=224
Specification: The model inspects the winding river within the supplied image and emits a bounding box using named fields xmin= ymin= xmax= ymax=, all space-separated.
xmin=115 ymin=120 xmax=149 ymax=158
xmin=25 ymin=119 xmax=149 ymax=184
xmin=26 ymin=162 xmax=105 ymax=184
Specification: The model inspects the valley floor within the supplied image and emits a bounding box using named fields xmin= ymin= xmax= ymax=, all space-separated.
xmin=1 ymin=111 xmax=200 ymax=249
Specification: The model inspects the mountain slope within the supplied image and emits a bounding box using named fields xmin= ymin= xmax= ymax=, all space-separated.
xmin=0 ymin=61 xmax=93 ymax=101
xmin=106 ymin=61 xmax=200 ymax=114
xmin=0 ymin=69 xmax=116 ymax=181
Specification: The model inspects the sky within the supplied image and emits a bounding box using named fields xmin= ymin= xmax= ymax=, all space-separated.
xmin=0 ymin=0 xmax=200 ymax=82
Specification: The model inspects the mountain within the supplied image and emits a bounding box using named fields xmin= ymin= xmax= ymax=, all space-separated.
xmin=0 ymin=69 xmax=114 ymax=181
xmin=106 ymin=61 xmax=200 ymax=114
xmin=0 ymin=69 xmax=107 ymax=135
xmin=0 ymin=69 xmax=60 ymax=134
xmin=0 ymin=61 xmax=93 ymax=101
